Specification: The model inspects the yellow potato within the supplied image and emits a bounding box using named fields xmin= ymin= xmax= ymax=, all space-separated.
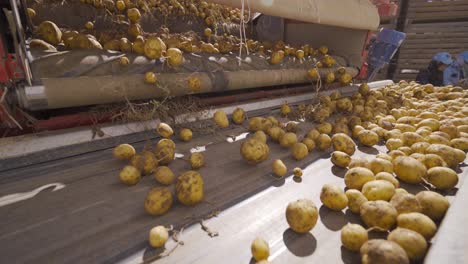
xmin=316 ymin=134 xmax=332 ymax=150
xmin=375 ymin=172 xmax=399 ymax=188
xmin=252 ymin=131 xmax=268 ymax=144
xmin=360 ymin=239 xmax=409 ymax=264
xmin=157 ymin=123 xmax=174 ymax=138
xmin=393 ymin=156 xmax=426 ymax=184
xmin=388 ymin=228 xmax=427 ymax=261
xmin=302 ymin=138 xmax=316 ymax=151
xmin=179 ymin=128 xmax=193 ymax=142
xmin=425 ymin=167 xmax=458 ymax=190
xmin=331 ymin=151 xmax=351 ymax=168
xmin=154 ymin=166 xmax=175 ymax=185
xmin=349 ymin=157 xmax=370 ymax=169
xmin=388 ymin=150 xmax=407 ymax=160
xmin=450 ymin=137 xmax=468 ymax=151
xmin=155 ymin=146 xmax=175 ymax=165
xmin=267 ymin=116 xmax=279 ymax=127
xmin=214 ymin=110 xmax=229 ymax=128
xmin=369 ymin=158 xmax=394 ymax=174
xmin=395 ymin=123 xmax=416 ymax=133
xmin=272 ymin=159 xmax=287 ymax=177
xmin=291 ymin=143 xmax=309 ymax=160
xmin=176 ymin=171 xmax=204 ymax=206
xmin=331 ymin=133 xmax=356 ymax=155
xmin=402 ymin=132 xmax=424 ymax=147
xmin=279 ymin=133 xmax=298 ymax=147
xmin=386 ymin=138 xmax=403 ymax=152
xmin=320 ymin=184 xmax=348 ymax=211
xmin=156 ymin=138 xmax=176 ymax=150
xmin=37 ymin=21 xmax=62 ymax=45
xmin=358 ymin=130 xmax=380 ymax=147
xmin=376 ymin=153 xmax=393 ymax=162
xmin=417 ymin=118 xmax=440 ymax=131
xmin=390 ymin=193 xmax=422 ymax=215
xmin=232 ymin=108 xmax=246 ymax=124
xmin=144 ymin=36 xmax=166 ymax=59
xmin=306 ymin=129 xmax=320 ymax=140
xmin=439 ymin=123 xmax=460 ymax=139
xmin=423 ymin=154 xmax=447 ymax=169
xmin=352 ymin=125 xmax=365 ymax=139
xmin=286 ymin=199 xmax=318 ymax=233
xmin=113 ymin=143 xmax=136 ymax=160
xmin=119 ymin=165 xmax=141 ymax=185
xmin=144 ymin=187 xmax=173 ymax=215
xmin=317 ymin=122 xmax=333 ymax=134
xmin=130 ymin=151 xmax=158 ymax=175
xmin=344 ymin=167 xmax=375 ymax=190
xmin=149 ymin=225 xmax=169 ymax=248
xmin=346 ymin=189 xmax=368 ymax=214
xmin=166 ymin=48 xmax=183 ymax=67
xmin=415 ymin=191 xmax=449 ymax=221
xmin=190 ymin=152 xmax=205 ymax=170
xmin=281 ymin=103 xmax=291 ymax=116
xmin=241 ymin=139 xmax=269 ymax=164
xmin=267 ymin=126 xmax=284 ymax=142
xmin=251 ymin=237 xmax=269 ymax=261
xmin=409 ymin=153 xmax=426 ymax=164
xmin=293 ymin=167 xmax=303 ymax=177
xmin=397 ymin=212 xmax=437 ymax=240
xmin=425 ymin=144 xmax=465 ymax=168
xmin=362 ymin=180 xmax=395 ymax=201
xmin=398 ymin=146 xmax=413 ymax=156
xmin=341 ymin=223 xmax=368 ymax=252
xmin=360 ymin=200 xmax=397 ymax=230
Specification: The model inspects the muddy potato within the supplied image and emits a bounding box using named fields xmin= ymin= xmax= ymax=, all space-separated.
xmin=291 ymin=143 xmax=309 ymax=160
xmin=390 ymin=193 xmax=422 ymax=215
xmin=415 ymin=191 xmax=449 ymax=221
xmin=240 ymin=138 xmax=269 ymax=164
xmin=268 ymin=126 xmax=285 ymax=142
xmin=375 ymin=172 xmax=399 ymax=188
xmin=331 ymin=151 xmax=351 ymax=168
xmin=113 ymin=143 xmax=136 ymax=160
xmin=130 ymin=151 xmax=158 ymax=175
xmin=411 ymin=142 xmax=430 ymax=154
xmin=386 ymin=138 xmax=403 ymax=152
xmin=320 ymin=184 xmax=348 ymax=211
xmin=252 ymin=131 xmax=268 ymax=144
xmin=344 ymin=167 xmax=375 ymax=190
xmin=450 ymin=137 xmax=468 ymax=151
xmin=331 ymin=133 xmax=356 ymax=155
xmin=358 ymin=130 xmax=380 ymax=147
xmin=157 ymin=123 xmax=174 ymax=138
xmin=306 ymin=129 xmax=320 ymax=140
xmin=176 ymin=171 xmax=204 ymax=206
xmin=316 ymin=134 xmax=332 ymax=150
xmin=119 ymin=165 xmax=141 ymax=185
xmin=272 ymin=159 xmax=287 ymax=177
xmin=369 ymin=158 xmax=394 ymax=175
xmin=286 ymin=199 xmax=319 ymax=233
xmin=156 ymin=139 xmax=176 ymax=150
xmin=360 ymin=239 xmax=409 ymax=264
xmin=393 ymin=156 xmax=426 ymax=184
xmin=190 ymin=152 xmax=205 ymax=170
xmin=362 ymin=180 xmax=395 ymax=201
xmin=341 ymin=224 xmax=368 ymax=252
xmin=145 ymin=187 xmax=173 ymax=215
xmin=425 ymin=167 xmax=458 ymax=190
xmin=397 ymin=212 xmax=437 ymax=240
xmin=279 ymin=132 xmax=298 ymax=148
xmin=155 ymin=146 xmax=175 ymax=165
xmin=425 ymin=144 xmax=465 ymax=168
xmin=251 ymin=237 xmax=269 ymax=261
xmin=179 ymin=128 xmax=193 ymax=142
xmin=360 ymin=200 xmax=397 ymax=230
xmin=349 ymin=157 xmax=370 ymax=169
xmin=388 ymin=228 xmax=427 ymax=261
xmin=302 ymin=138 xmax=316 ymax=151
xmin=293 ymin=167 xmax=303 ymax=177
xmin=213 ymin=110 xmax=229 ymax=128
xmin=154 ymin=166 xmax=175 ymax=185
xmin=346 ymin=189 xmax=369 ymax=214
xmin=232 ymin=108 xmax=246 ymax=124
xmin=317 ymin=122 xmax=333 ymax=134
xmin=149 ymin=226 xmax=169 ymax=248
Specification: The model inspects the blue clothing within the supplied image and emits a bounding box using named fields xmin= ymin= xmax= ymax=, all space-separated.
xmin=444 ymin=52 xmax=468 ymax=85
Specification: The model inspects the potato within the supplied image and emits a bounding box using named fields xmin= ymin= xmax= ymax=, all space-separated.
xmin=302 ymin=138 xmax=316 ymax=151
xmin=417 ymin=118 xmax=440 ymax=131
xmin=388 ymin=228 xmax=427 ymax=261
xmin=415 ymin=191 xmax=449 ymax=221
xmin=390 ymin=193 xmax=422 ymax=215
xmin=331 ymin=133 xmax=356 ymax=155
xmin=119 ymin=165 xmax=141 ymax=185
xmin=156 ymin=139 xmax=175 ymax=150
xmin=287 ymin=143 xmax=308 ymax=161
xmin=388 ymin=150 xmax=407 ymax=160
xmin=241 ymin=139 xmax=269 ymax=164
xmin=344 ymin=167 xmax=375 ymax=190
xmin=376 ymin=153 xmax=393 ymax=162
xmin=286 ymin=199 xmax=318 ymax=233
xmin=386 ymin=138 xmax=403 ymax=151
xmin=155 ymin=146 xmax=175 ymax=165
xmin=179 ymin=128 xmax=193 ymax=142
xmin=190 ymin=152 xmax=205 ymax=170
xmin=369 ymin=158 xmax=394 ymax=175
xmin=360 ymin=239 xmax=409 ymax=264
xmin=401 ymin=132 xmax=424 ymax=147
xmin=267 ymin=116 xmax=279 ymax=127
xmin=341 ymin=223 xmax=368 ymax=252
xmin=425 ymin=167 xmax=458 ymax=190
xmin=331 ymin=151 xmax=351 ymax=168
xmin=252 ymin=131 xmax=268 ymax=144
xmin=395 ymin=123 xmax=416 ymax=133
xmin=267 ymin=127 xmax=285 ymax=142
xmin=425 ymin=144 xmax=465 ymax=167
xmin=113 ymin=143 xmax=136 ymax=160
xmin=145 ymin=187 xmax=173 ymax=215
xmin=393 ymin=156 xmax=426 ymax=184
xmin=154 ymin=166 xmax=175 ymax=185
xmin=358 ymin=130 xmax=380 ymax=147
xmin=409 ymin=153 xmax=426 ymax=164
xmin=423 ymin=154 xmax=447 ymax=169
xmin=375 ymin=172 xmax=399 ymax=188
xmin=362 ymin=180 xmax=395 ymax=201
xmin=272 ymin=159 xmax=287 ymax=177
xmin=251 ymin=237 xmax=269 ymax=261
xmin=306 ymin=129 xmax=320 ymax=140
xmin=316 ymin=134 xmax=332 ymax=150
xmin=144 ymin=36 xmax=166 ymax=59
xmin=213 ymin=110 xmax=229 ymax=128
xmin=130 ymin=151 xmax=158 ymax=175
xmin=397 ymin=212 xmax=437 ymax=240
xmin=293 ymin=167 xmax=303 ymax=177
xmin=176 ymin=171 xmax=204 ymax=206
xmin=157 ymin=123 xmax=174 ymax=138
xmin=349 ymin=157 xmax=370 ymax=169
xmin=232 ymin=108 xmax=246 ymax=124
xmin=432 ymin=131 xmax=451 ymax=140
xmin=440 ymin=123 xmax=460 ymax=139
xmin=320 ymin=184 xmax=348 ymax=211
xmin=360 ymin=201 xmax=397 ymax=230
xmin=317 ymin=122 xmax=333 ymax=134
xmin=352 ymin=125 xmax=365 ymax=139
xmin=279 ymin=132 xmax=298 ymax=147
xmin=248 ymin=117 xmax=273 ymax=132
xmin=346 ymin=189 xmax=369 ymax=214
xmin=149 ymin=225 xmax=169 ymax=248
xmin=37 ymin=21 xmax=62 ymax=45
xmin=451 ymin=137 xmax=468 ymax=151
